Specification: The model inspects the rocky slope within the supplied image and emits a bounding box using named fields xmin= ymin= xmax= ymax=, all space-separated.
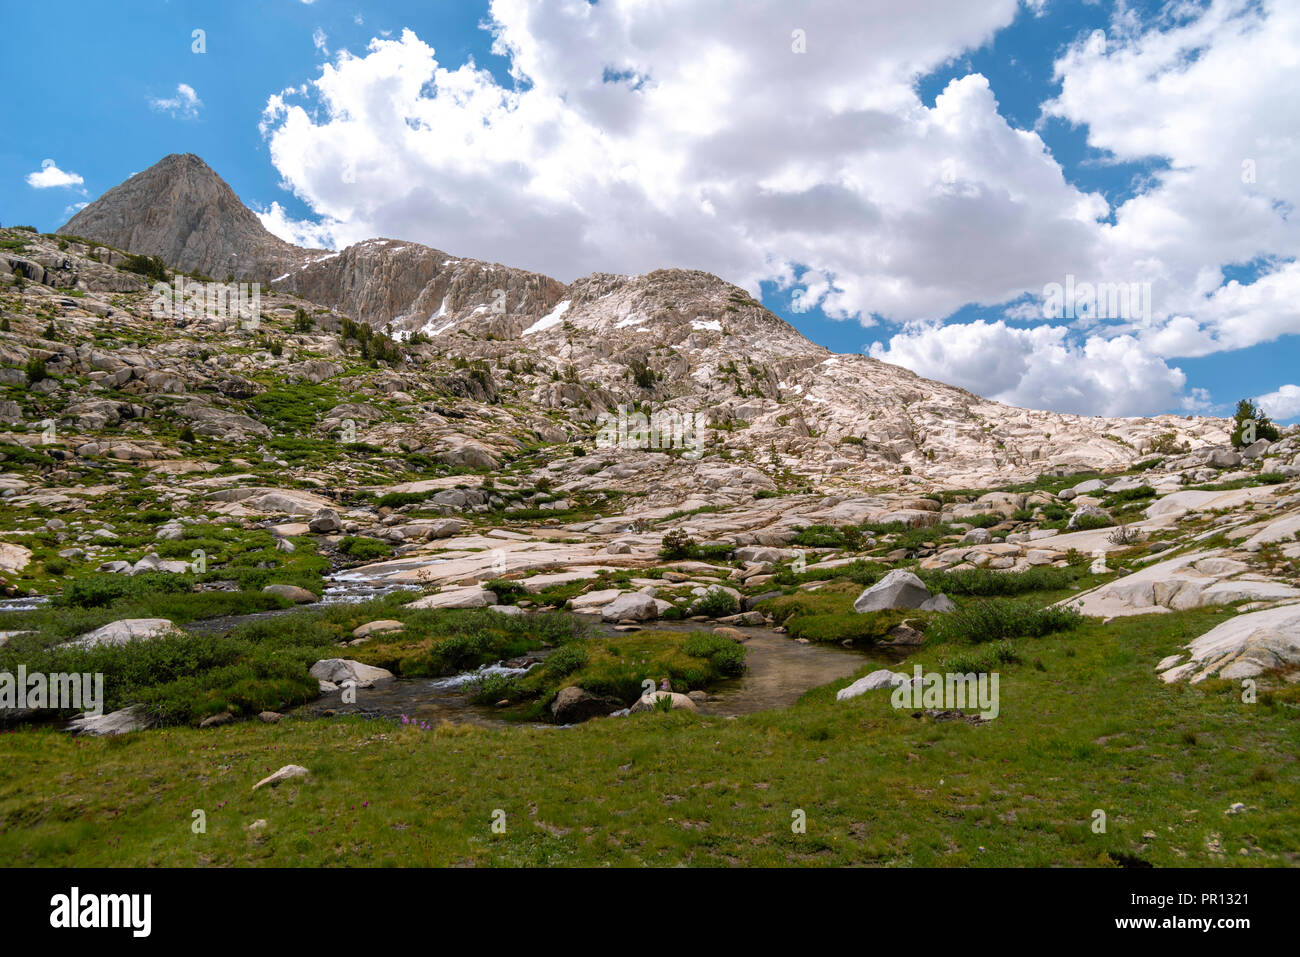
xmin=47 ymin=154 xmax=1228 ymax=492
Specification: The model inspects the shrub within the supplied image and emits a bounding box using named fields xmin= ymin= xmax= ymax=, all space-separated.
xmin=1069 ymin=512 xmax=1114 ymax=532
xmin=56 ymin=573 xmax=194 ymax=609
xmin=375 ymin=491 xmax=427 ymax=509
xmin=774 ymin=558 xmax=885 ymax=587
xmin=484 ymin=578 xmax=527 ymax=605
xmin=465 ymin=671 xmax=521 ymax=704
xmin=927 ymin=600 xmax=1080 ymax=645
xmin=337 ymin=536 xmax=391 ymax=561
xmin=659 ymin=528 xmax=696 ymax=560
xmin=920 ymin=566 xmax=1082 ymax=597
xmin=791 ymin=524 xmax=861 ymax=549
xmin=1105 ymin=485 xmax=1156 ymax=504
xmin=1230 ymin=398 xmax=1280 ymax=447
xmin=24 ymin=356 xmax=46 ymax=384
xmin=119 ymin=253 xmax=169 ymax=283
xmin=247 ymin=384 xmax=338 ymax=431
xmin=691 ymin=587 xmax=739 ymax=617
xmin=542 ymin=642 xmax=589 ymax=679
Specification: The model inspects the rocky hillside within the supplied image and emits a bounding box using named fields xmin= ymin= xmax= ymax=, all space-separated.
xmin=42 ymin=154 xmax=1228 ymax=493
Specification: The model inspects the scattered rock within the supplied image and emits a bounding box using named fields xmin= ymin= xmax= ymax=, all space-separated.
xmin=550 ymin=686 xmax=624 ymax=724
xmin=600 ymin=591 xmax=659 ymax=622
xmin=252 ymin=764 xmax=310 ymax=790
xmin=308 ymin=507 xmax=343 ymax=534
xmin=262 ymin=583 xmax=319 ymax=604
xmin=352 ymin=619 xmax=404 ymax=639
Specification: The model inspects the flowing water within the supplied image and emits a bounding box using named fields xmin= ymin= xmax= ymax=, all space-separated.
xmin=14 ymin=568 xmax=900 ymax=727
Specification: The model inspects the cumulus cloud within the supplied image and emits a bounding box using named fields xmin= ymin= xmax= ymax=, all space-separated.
xmin=25 ymin=159 xmax=84 ymax=189
xmin=150 ymin=83 xmax=202 ymax=119
xmin=254 ymin=0 xmax=1300 ymax=415
xmin=1256 ymin=384 xmax=1300 ymax=421
xmin=255 ymin=200 xmax=341 ymax=250
xmin=869 ymin=319 xmax=1188 ymax=417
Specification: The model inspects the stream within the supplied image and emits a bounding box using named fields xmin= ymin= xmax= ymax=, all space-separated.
xmin=10 ymin=570 xmax=902 ymax=728
xmin=294 ymin=618 xmax=900 ymax=727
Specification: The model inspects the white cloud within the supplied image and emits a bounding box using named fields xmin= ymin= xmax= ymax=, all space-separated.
xmin=869 ymin=319 xmax=1188 ymax=417
xmin=255 ymin=0 xmax=1300 ymax=415
xmin=25 ymin=159 xmax=84 ymax=189
xmin=150 ymin=83 xmax=202 ymax=119
xmin=312 ymin=28 xmax=329 ymax=55
xmin=1043 ymin=0 xmax=1300 ymax=357
xmin=256 ymin=201 xmax=342 ymax=250
xmin=1256 ymin=384 xmax=1300 ymax=422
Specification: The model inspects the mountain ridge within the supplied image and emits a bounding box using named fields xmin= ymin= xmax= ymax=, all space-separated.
xmin=45 ymin=152 xmax=1231 ymax=490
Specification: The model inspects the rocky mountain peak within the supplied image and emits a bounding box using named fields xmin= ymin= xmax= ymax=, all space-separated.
xmin=58 ymin=153 xmax=316 ymax=281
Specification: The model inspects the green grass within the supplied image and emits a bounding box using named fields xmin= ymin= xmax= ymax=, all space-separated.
xmin=783 ymin=610 xmax=909 ymax=644
xmin=511 ymin=629 xmax=747 ymax=717
xmin=246 ymin=383 xmax=340 ymax=432
xmin=0 ymin=605 xmax=1295 ymax=866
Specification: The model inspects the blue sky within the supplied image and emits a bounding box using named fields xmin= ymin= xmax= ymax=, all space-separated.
xmin=3 ymin=0 xmax=1297 ymax=422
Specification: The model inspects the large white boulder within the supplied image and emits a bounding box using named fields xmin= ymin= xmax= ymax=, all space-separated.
xmin=66 ymin=618 xmax=182 ymax=649
xmin=853 ymin=570 xmax=933 ymax=612
xmin=600 ymin=592 xmax=659 ymax=622
xmin=836 ymin=669 xmax=909 ymax=701
xmin=407 ymin=587 xmax=497 ymax=609
xmin=309 ymin=658 xmax=394 ymax=692
xmin=67 ymin=706 xmax=151 ymax=736
xmin=1159 ymin=604 xmax=1300 ymax=683
xmin=629 ymin=691 xmax=699 ymax=714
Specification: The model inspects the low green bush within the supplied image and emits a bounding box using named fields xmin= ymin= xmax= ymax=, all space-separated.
xmin=692 ymin=587 xmax=739 ymax=617
xmin=337 ymin=536 xmax=392 ymax=561
xmin=920 ymin=565 xmax=1083 ymax=597
xmin=927 ymin=600 xmax=1081 ymax=645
